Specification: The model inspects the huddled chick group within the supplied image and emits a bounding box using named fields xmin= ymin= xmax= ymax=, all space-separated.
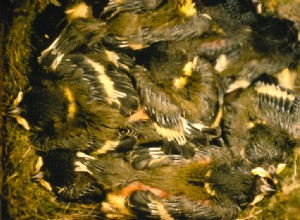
xmin=6 ymin=0 xmax=300 ymax=219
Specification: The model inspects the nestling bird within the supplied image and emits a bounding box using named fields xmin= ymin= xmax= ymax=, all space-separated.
xmin=31 ymin=149 xmax=108 ymax=202
xmin=30 ymin=142 xmax=279 ymax=218
xmin=221 ymin=80 xmax=297 ymax=204
xmin=103 ymin=0 xmax=212 ymax=50
xmin=38 ymin=2 xmax=131 ymax=72
xmin=6 ymin=75 xmax=138 ymax=153
xmin=127 ymin=58 xmax=222 ymax=167
xmin=7 ymin=4 xmax=143 ymax=152
xmin=99 ymin=146 xmax=277 ymax=219
xmin=192 ymin=0 xmax=299 ymax=93
xmin=101 ymin=182 xmax=240 ymax=219
xmin=36 ymin=2 xmax=140 ymax=116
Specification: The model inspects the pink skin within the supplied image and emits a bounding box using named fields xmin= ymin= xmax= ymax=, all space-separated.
xmin=120 ymin=181 xmax=169 ymax=199
xmin=127 ymin=108 xmax=149 ymax=122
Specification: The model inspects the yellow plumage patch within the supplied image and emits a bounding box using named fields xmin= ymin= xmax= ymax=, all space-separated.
xmin=63 ymin=87 xmax=76 ymax=120
xmin=174 ymin=77 xmax=188 ymax=89
xmin=178 ymin=0 xmax=197 ymax=17
xmin=65 ymin=2 xmax=92 ymax=22
xmin=275 ymin=68 xmax=296 ymax=90
xmin=204 ymin=182 xmax=215 ymax=196
xmin=92 ymin=140 xmax=120 ymax=155
xmin=174 ymin=57 xmax=198 ymax=89
xmin=183 ymin=61 xmax=193 ymax=76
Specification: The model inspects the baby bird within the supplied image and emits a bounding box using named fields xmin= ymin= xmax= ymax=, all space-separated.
xmin=219 ymin=15 xmax=298 ymax=93
xmin=36 ymin=2 xmax=140 ymax=116
xmin=31 ymin=149 xmax=107 ymax=202
xmin=38 ymin=2 xmax=129 ymax=72
xmin=222 ymin=80 xmax=296 ymax=204
xmin=99 ymin=147 xmax=276 ymax=219
xmin=104 ymin=0 xmax=212 ymax=50
xmin=7 ymin=2 xmax=142 ymax=152
xmin=29 ymin=133 xmax=278 ymax=218
xmin=101 ymin=182 xmax=240 ymax=219
xmin=126 ymin=57 xmax=222 ymax=168
xmin=6 ymin=77 xmax=137 ymax=154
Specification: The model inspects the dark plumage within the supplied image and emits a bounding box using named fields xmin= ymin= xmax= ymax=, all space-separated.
xmin=31 ymin=149 xmax=107 ymax=202
xmin=101 ymin=0 xmax=164 ymax=19
xmin=222 ymin=81 xmax=296 ymax=205
xmin=7 ymin=78 xmax=137 ymax=153
xmin=103 ymin=187 xmax=240 ymax=219
xmin=36 ymin=3 xmax=140 ymax=116
xmin=38 ymin=17 xmax=107 ymax=71
xmin=194 ymin=1 xmax=298 ymax=94
xmin=54 ymin=52 xmax=140 ymax=116
xmin=99 ymin=148 xmax=275 ymax=219
xmin=126 ymin=63 xmax=222 ymax=167
xmin=104 ymin=0 xmax=212 ymax=49
xmin=121 ymin=42 xmax=223 ymax=166
xmin=38 ymin=3 xmax=131 ymax=72
xmin=7 ymin=7 xmax=142 ymax=152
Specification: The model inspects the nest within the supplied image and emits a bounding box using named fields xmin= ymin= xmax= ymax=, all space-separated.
xmin=1 ymin=0 xmax=300 ymax=219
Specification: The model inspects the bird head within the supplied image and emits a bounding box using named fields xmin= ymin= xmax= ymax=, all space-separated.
xmin=31 ymin=150 xmax=106 ymax=202
xmin=6 ymin=91 xmax=31 ymax=131
xmin=250 ymin=163 xmax=286 ymax=205
xmin=7 ymin=85 xmax=76 ymax=134
xmin=31 ymin=156 xmax=52 ymax=191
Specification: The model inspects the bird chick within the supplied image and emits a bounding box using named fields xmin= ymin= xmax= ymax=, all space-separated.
xmin=31 ymin=149 xmax=107 ymax=202
xmin=38 ymin=2 xmax=129 ymax=71
xmin=7 ymin=79 xmax=137 ymax=153
xmin=127 ymin=59 xmax=222 ymax=166
xmin=99 ymin=147 xmax=275 ymax=219
xmin=104 ymin=0 xmax=212 ymax=50
xmin=222 ymin=82 xmax=296 ymax=206
xmin=101 ymin=183 xmax=240 ymax=219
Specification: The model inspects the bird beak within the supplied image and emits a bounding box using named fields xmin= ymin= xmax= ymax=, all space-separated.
xmin=32 ymin=156 xmax=45 ymax=180
xmin=6 ymin=107 xmax=30 ymax=131
xmin=31 ymin=171 xmax=53 ymax=191
xmin=250 ymin=183 xmax=277 ymax=206
xmin=260 ymin=183 xmax=276 ymax=194
xmin=31 ymin=171 xmax=45 ymax=180
xmin=6 ymin=107 xmax=22 ymax=116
